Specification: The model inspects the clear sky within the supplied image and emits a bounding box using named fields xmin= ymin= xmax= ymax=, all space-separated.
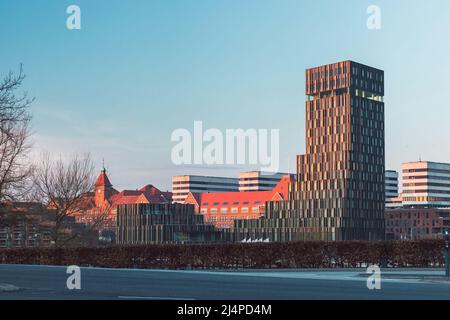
xmin=1 ymin=0 xmax=450 ymax=191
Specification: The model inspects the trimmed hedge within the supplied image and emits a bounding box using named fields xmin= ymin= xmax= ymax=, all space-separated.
xmin=0 ymin=240 xmax=445 ymax=269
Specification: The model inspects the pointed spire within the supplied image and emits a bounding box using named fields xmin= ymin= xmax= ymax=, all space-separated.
xmin=95 ymin=164 xmax=112 ymax=188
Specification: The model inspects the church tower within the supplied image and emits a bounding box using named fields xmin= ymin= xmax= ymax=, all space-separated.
xmin=94 ymin=166 xmax=115 ymax=207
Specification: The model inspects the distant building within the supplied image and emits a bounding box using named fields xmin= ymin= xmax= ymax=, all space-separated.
xmin=385 ymin=170 xmax=399 ymax=198
xmin=172 ymin=175 xmax=239 ymax=203
xmin=184 ymin=175 xmax=292 ymax=229
xmin=238 ymin=171 xmax=292 ymax=192
xmin=385 ymin=207 xmax=450 ymax=240
xmin=116 ymin=203 xmax=220 ymax=244
xmin=402 ymin=161 xmax=450 ymax=208
xmin=0 ymin=202 xmax=97 ymax=248
xmin=0 ymin=202 xmax=53 ymax=248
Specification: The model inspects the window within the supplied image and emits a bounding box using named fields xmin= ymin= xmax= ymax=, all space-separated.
xmin=220 ymin=208 xmax=228 ymax=214
xmin=241 ymin=207 xmax=249 ymax=213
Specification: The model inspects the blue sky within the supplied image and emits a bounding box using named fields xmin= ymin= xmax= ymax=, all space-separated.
xmin=1 ymin=0 xmax=450 ymax=190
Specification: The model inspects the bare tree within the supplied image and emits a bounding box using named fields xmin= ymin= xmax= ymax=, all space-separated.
xmin=0 ymin=65 xmax=33 ymax=201
xmin=32 ymin=152 xmax=98 ymax=246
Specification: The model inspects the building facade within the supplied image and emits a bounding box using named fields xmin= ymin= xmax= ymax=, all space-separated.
xmin=238 ymin=171 xmax=291 ymax=192
xmin=402 ymin=161 xmax=450 ymax=208
xmin=0 ymin=203 xmax=53 ymax=248
xmin=385 ymin=207 xmax=450 ymax=240
xmin=233 ymin=61 xmax=386 ymax=241
xmin=72 ymin=167 xmax=173 ymax=243
xmin=184 ymin=175 xmax=292 ymax=229
xmin=116 ymin=203 xmax=220 ymax=244
xmin=385 ymin=170 xmax=399 ymax=198
xmin=172 ymin=175 xmax=239 ymax=203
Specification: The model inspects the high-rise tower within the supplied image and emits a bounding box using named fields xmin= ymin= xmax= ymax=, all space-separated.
xmin=233 ymin=61 xmax=385 ymax=241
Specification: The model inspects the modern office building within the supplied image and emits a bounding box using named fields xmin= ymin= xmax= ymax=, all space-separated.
xmin=172 ymin=175 xmax=239 ymax=203
xmin=385 ymin=207 xmax=450 ymax=240
xmin=116 ymin=203 xmax=220 ymax=244
xmin=402 ymin=161 xmax=450 ymax=208
xmin=233 ymin=60 xmax=386 ymax=241
xmin=238 ymin=171 xmax=292 ymax=192
xmin=385 ymin=170 xmax=399 ymax=198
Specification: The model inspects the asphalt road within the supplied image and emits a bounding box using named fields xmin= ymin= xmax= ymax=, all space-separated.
xmin=1 ymin=264 xmax=449 ymax=300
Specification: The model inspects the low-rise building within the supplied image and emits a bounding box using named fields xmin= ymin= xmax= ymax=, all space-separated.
xmin=116 ymin=203 xmax=220 ymax=244
xmin=184 ymin=175 xmax=292 ymax=229
xmin=385 ymin=207 xmax=450 ymax=240
xmin=0 ymin=202 xmax=53 ymax=248
xmin=71 ymin=167 xmax=172 ymax=240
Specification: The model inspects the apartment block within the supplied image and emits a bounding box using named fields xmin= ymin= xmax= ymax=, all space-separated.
xmin=0 ymin=202 xmax=53 ymax=248
xmin=402 ymin=161 xmax=450 ymax=207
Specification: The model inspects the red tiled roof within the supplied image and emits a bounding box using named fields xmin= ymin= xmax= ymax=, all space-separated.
xmin=184 ymin=174 xmax=292 ymax=206
xmin=107 ymin=185 xmax=171 ymax=207
xmin=198 ymin=190 xmax=274 ymax=204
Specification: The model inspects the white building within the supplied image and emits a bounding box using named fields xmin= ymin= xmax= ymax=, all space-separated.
xmin=402 ymin=161 xmax=450 ymax=208
xmin=172 ymin=175 xmax=239 ymax=203
xmin=238 ymin=171 xmax=291 ymax=192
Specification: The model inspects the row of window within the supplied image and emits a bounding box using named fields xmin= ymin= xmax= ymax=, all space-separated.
xmin=202 ymin=201 xmax=261 ymax=206
xmin=201 ymin=206 xmax=261 ymax=214
xmin=403 ymin=168 xmax=450 ymax=174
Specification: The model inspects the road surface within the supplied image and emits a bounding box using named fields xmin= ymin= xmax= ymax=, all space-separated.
xmin=0 ymin=264 xmax=449 ymax=300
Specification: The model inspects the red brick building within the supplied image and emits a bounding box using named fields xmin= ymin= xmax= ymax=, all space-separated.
xmin=72 ymin=168 xmax=172 ymax=231
xmin=385 ymin=207 xmax=450 ymax=240
xmin=184 ymin=175 xmax=292 ymax=229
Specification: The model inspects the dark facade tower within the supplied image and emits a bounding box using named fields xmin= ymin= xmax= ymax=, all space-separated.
xmin=233 ymin=61 xmax=385 ymax=241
